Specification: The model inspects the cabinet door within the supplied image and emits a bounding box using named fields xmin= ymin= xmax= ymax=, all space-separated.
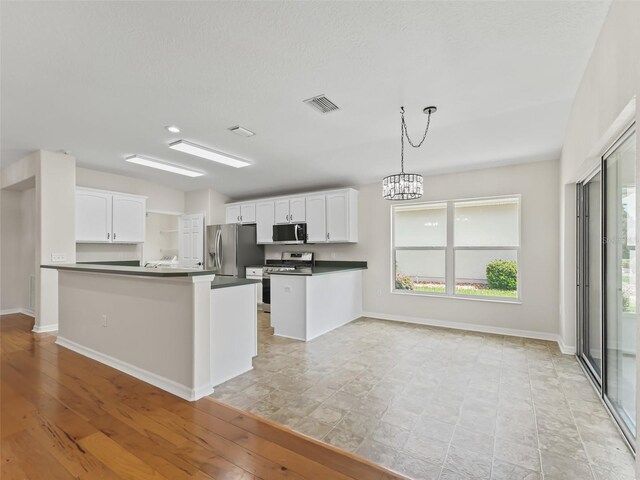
xmin=326 ymin=192 xmax=349 ymax=242
xmin=306 ymin=195 xmax=327 ymax=243
xmin=76 ymin=189 xmax=112 ymax=242
xmin=256 ymin=202 xmax=275 ymax=244
xmin=289 ymin=197 xmax=306 ymax=222
xmin=240 ymin=204 xmax=256 ymax=223
xmin=274 ymin=199 xmax=290 ymax=224
xmin=225 ymin=205 xmax=241 ymax=224
xmin=112 ymin=194 xmax=146 ymax=243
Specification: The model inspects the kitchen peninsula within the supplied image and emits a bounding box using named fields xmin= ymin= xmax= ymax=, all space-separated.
xmin=42 ymin=263 xmax=260 ymax=401
xmin=269 ymin=260 xmax=367 ymax=341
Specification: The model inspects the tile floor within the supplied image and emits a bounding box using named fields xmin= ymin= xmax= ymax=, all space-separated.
xmin=211 ymin=314 xmax=635 ymax=480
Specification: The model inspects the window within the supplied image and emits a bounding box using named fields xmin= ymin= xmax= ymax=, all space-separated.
xmin=392 ymin=196 xmax=520 ymax=300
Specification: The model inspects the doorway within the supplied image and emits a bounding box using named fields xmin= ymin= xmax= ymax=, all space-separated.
xmin=577 ymin=124 xmax=637 ymax=449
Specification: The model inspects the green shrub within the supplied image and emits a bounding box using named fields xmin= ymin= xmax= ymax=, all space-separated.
xmin=486 ymin=260 xmax=517 ymax=290
xmin=395 ymin=274 xmax=415 ymax=290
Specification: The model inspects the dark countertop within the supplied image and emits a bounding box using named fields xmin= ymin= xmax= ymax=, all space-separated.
xmin=78 ymin=260 xmax=141 ymax=267
xmin=211 ymin=276 xmax=261 ymax=290
xmin=268 ymin=260 xmax=367 ymax=276
xmin=41 ymin=263 xmax=216 ymax=278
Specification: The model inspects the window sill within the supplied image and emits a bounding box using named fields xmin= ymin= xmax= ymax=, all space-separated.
xmin=391 ymin=289 xmax=522 ymax=305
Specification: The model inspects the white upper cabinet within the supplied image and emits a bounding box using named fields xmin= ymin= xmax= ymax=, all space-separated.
xmin=76 ymin=187 xmax=146 ymax=244
xmin=112 ymin=194 xmax=146 ymax=243
xmin=289 ymin=197 xmax=306 ymax=222
xmin=226 ymin=188 xmax=357 ymax=243
xmin=240 ymin=204 xmax=256 ymax=223
xmin=256 ymin=201 xmax=275 ymax=244
xmin=326 ymin=191 xmax=350 ymax=242
xmin=306 ymin=195 xmax=327 ymax=243
xmin=225 ymin=205 xmax=241 ymax=224
xmin=76 ymin=189 xmax=112 ymax=242
xmin=225 ymin=203 xmax=256 ymax=224
xmin=274 ymin=197 xmax=306 ymax=224
xmin=274 ymin=199 xmax=290 ymax=224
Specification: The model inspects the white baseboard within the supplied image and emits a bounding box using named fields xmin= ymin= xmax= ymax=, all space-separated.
xmin=558 ymin=338 xmax=577 ymax=355
xmin=56 ymin=336 xmax=213 ymax=401
xmin=362 ymin=311 xmax=569 ymax=352
xmin=1 ymin=308 xmax=35 ymax=317
xmin=33 ymin=323 xmax=58 ymax=333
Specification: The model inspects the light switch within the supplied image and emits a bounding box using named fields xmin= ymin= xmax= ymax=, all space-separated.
xmin=51 ymin=253 xmax=67 ymax=262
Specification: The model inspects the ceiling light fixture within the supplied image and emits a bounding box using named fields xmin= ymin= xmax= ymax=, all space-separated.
xmin=169 ymin=140 xmax=250 ymax=168
xmin=125 ymin=155 xmax=204 ymax=177
xmin=383 ymin=106 xmax=437 ymax=200
xmin=228 ymin=125 xmax=255 ymax=137
xmin=165 ymin=125 xmax=181 ymax=133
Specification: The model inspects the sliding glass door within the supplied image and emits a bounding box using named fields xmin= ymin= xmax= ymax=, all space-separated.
xmin=604 ymin=127 xmax=636 ymax=440
xmin=578 ymin=124 xmax=636 ymax=449
xmin=578 ymin=170 xmax=603 ymax=383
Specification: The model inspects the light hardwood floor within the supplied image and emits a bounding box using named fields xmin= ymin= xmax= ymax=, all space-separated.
xmin=0 ymin=313 xmax=408 ymax=480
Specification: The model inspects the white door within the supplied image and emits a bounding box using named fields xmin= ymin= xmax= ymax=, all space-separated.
xmin=306 ymin=195 xmax=327 ymax=243
xmin=112 ymin=194 xmax=146 ymax=243
xmin=256 ymin=201 xmax=275 ymax=244
xmin=240 ymin=203 xmax=256 ymax=223
xmin=289 ymin=197 xmax=306 ymax=222
xmin=274 ymin=199 xmax=290 ymax=224
xmin=225 ymin=205 xmax=241 ymax=224
xmin=179 ymin=213 xmax=205 ymax=268
xmin=326 ymin=192 xmax=349 ymax=242
xmin=76 ymin=189 xmax=112 ymax=242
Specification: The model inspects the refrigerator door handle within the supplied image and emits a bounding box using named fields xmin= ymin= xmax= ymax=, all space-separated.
xmin=217 ymin=229 xmax=223 ymax=270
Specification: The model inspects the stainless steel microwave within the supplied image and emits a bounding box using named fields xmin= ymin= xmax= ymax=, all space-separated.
xmin=272 ymin=223 xmax=307 ymax=244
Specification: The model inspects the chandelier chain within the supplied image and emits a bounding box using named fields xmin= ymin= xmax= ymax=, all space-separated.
xmin=399 ymin=106 xmax=433 ymax=174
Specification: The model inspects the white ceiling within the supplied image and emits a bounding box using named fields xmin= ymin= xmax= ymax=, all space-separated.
xmin=1 ymin=1 xmax=610 ymax=200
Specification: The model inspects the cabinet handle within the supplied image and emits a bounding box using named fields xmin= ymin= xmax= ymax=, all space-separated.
xmin=237 ymin=215 xmax=240 ymax=221
xmin=107 ymin=233 xmax=110 ymax=240
xmin=327 ymin=232 xmax=330 ymax=240
xmin=113 ymin=233 xmax=116 ymax=240
xmin=240 ymin=215 xmax=243 ymax=222
xmin=287 ymin=214 xmax=290 ymax=221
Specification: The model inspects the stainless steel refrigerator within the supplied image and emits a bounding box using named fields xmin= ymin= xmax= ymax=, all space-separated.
xmin=205 ymin=224 xmax=264 ymax=277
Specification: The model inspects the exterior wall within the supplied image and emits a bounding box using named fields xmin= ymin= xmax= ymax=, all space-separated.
xmin=267 ymin=159 xmax=560 ymax=338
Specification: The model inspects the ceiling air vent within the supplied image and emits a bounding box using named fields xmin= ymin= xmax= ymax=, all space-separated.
xmin=303 ymin=94 xmax=340 ymax=114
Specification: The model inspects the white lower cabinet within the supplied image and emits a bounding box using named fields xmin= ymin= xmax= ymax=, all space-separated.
xmin=76 ymin=187 xmax=146 ymax=244
xmin=246 ymin=267 xmax=263 ymax=304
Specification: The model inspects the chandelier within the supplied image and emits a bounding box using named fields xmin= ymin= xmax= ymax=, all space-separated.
xmin=383 ymin=106 xmax=437 ymax=200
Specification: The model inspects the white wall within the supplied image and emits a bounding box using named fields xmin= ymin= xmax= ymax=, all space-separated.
xmin=0 ymin=189 xmax=35 ymax=312
xmin=559 ymin=1 xmax=640 ymax=352
xmin=185 ymin=188 xmax=229 ymax=225
xmin=267 ymin=159 xmax=560 ymax=338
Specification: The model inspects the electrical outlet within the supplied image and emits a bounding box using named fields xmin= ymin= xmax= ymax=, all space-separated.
xmin=102 ymin=314 xmax=108 ymax=328
xmin=51 ymin=253 xmax=67 ymax=262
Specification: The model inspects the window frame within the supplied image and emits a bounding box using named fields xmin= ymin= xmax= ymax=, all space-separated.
xmin=391 ymin=194 xmax=522 ymax=303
